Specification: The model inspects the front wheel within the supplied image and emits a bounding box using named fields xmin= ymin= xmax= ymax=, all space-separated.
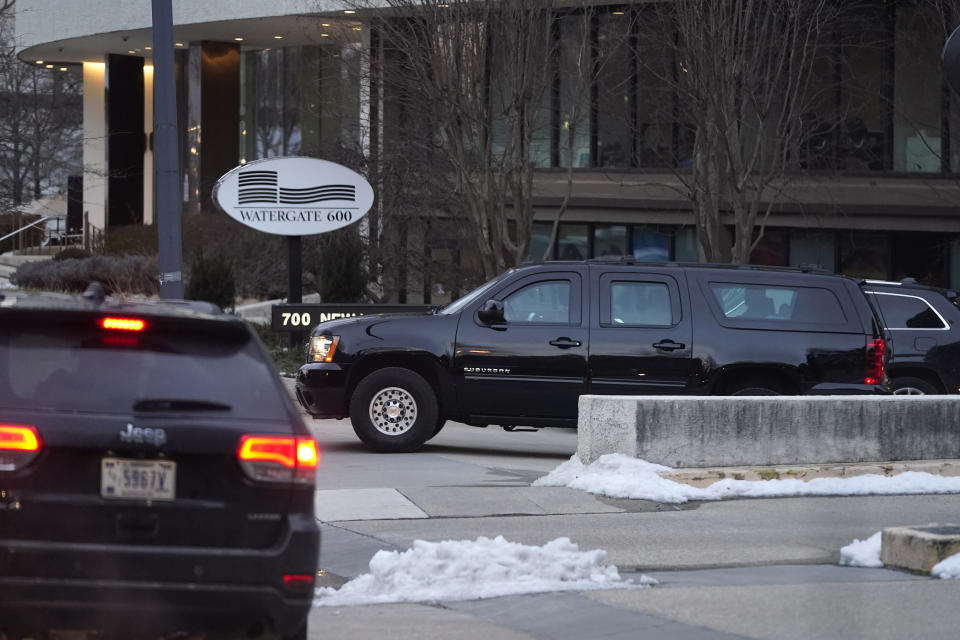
xmin=350 ymin=367 xmax=439 ymax=452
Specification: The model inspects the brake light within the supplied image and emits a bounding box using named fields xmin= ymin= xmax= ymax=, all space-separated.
xmin=237 ymin=435 xmax=319 ymax=483
xmin=865 ymin=337 xmax=886 ymax=386
xmin=101 ymin=317 xmax=146 ymax=332
xmin=283 ymin=574 xmax=315 ymax=591
xmin=0 ymin=425 xmax=42 ymax=472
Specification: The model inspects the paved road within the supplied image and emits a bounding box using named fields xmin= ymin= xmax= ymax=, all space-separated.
xmin=300 ymin=409 xmax=960 ymax=640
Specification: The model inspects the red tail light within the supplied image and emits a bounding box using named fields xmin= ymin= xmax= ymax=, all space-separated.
xmin=237 ymin=435 xmax=319 ymax=483
xmin=0 ymin=425 xmax=42 ymax=471
xmin=283 ymin=574 xmax=315 ymax=591
xmin=865 ymin=337 xmax=886 ymax=386
xmin=101 ymin=317 xmax=146 ymax=332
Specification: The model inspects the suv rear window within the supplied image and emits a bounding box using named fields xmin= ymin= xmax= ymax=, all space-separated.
xmin=709 ymin=283 xmax=846 ymax=324
xmin=0 ymin=322 xmax=287 ymax=418
xmin=870 ymin=292 xmax=946 ymax=329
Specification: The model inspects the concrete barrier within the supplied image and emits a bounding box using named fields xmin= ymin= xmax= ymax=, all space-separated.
xmin=577 ymin=395 xmax=960 ymax=467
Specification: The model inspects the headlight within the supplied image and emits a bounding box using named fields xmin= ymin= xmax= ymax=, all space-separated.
xmin=308 ymin=335 xmax=339 ymax=363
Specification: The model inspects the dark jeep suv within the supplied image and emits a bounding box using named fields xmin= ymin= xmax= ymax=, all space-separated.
xmin=862 ymin=278 xmax=960 ymax=395
xmin=296 ymin=260 xmax=889 ymax=452
xmin=0 ymin=287 xmax=319 ymax=639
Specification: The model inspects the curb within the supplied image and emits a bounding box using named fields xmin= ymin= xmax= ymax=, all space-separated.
xmin=661 ymin=460 xmax=960 ymax=487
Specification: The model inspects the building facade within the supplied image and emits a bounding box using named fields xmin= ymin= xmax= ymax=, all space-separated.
xmin=15 ymin=0 xmax=960 ymax=302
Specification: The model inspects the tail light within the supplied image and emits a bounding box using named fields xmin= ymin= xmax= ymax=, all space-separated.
xmin=101 ymin=317 xmax=146 ymax=332
xmin=0 ymin=424 xmax=43 ymax=472
xmin=283 ymin=574 xmax=315 ymax=591
xmin=237 ymin=435 xmax=319 ymax=484
xmin=865 ymin=337 xmax=886 ymax=386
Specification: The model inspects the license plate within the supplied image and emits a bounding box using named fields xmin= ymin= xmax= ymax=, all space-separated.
xmin=101 ymin=458 xmax=176 ymax=501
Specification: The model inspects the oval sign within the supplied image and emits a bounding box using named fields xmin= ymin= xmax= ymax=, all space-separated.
xmin=212 ymin=157 xmax=374 ymax=236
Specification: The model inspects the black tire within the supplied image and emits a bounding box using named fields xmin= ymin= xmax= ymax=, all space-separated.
xmin=730 ymin=387 xmax=780 ymax=396
xmin=427 ymin=418 xmax=447 ymax=441
xmin=890 ymin=376 xmax=938 ymax=395
xmin=282 ymin=622 xmax=308 ymax=640
xmin=349 ymin=367 xmax=439 ymax=452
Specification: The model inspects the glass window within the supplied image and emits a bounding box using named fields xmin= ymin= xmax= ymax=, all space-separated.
xmin=675 ymin=227 xmax=699 ymax=262
xmin=503 ymin=280 xmax=571 ymax=324
xmin=558 ymin=224 xmax=589 ymax=261
xmin=529 ymin=222 xmax=553 ymax=262
xmin=710 ymin=284 xmax=846 ymax=324
xmin=840 ymin=233 xmax=890 ymax=280
xmin=873 ymin=294 xmax=945 ymax=329
xmin=610 ymin=282 xmax=672 ymax=326
xmin=790 ymin=231 xmax=837 ymax=272
xmin=594 ymin=225 xmax=627 ymax=258
xmin=750 ymin=230 xmax=788 ymax=266
xmin=893 ymin=5 xmax=942 ymax=173
xmin=558 ymin=16 xmax=592 ymax=168
xmin=597 ymin=13 xmax=633 ymax=168
xmin=632 ymin=228 xmax=671 ymax=261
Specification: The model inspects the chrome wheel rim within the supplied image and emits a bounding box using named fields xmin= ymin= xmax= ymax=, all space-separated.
xmin=892 ymin=386 xmax=926 ymax=395
xmin=369 ymin=387 xmax=418 ymax=435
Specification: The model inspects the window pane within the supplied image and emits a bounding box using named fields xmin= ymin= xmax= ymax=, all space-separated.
xmin=597 ymin=14 xmax=633 ymax=168
xmin=558 ymin=17 xmax=591 ymax=168
xmin=594 ymin=225 xmax=627 ymax=258
xmin=874 ymin=294 xmax=945 ymax=329
xmin=558 ymin=224 xmax=588 ymax=261
xmin=504 ymin=281 xmax=571 ymax=324
xmin=633 ymin=229 xmax=671 ymax=261
xmin=893 ymin=5 xmax=942 ymax=172
xmin=840 ymin=233 xmax=890 ymax=280
xmin=790 ymin=231 xmax=837 ymax=272
xmin=710 ymin=284 xmax=846 ymax=324
xmin=610 ymin=282 xmax=671 ymax=326
xmin=675 ymin=227 xmax=699 ymax=262
xmin=750 ymin=230 xmax=788 ymax=266
xmin=529 ymin=222 xmax=553 ymax=261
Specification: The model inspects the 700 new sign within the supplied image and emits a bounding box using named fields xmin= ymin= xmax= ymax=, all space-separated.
xmin=271 ymin=304 xmax=434 ymax=333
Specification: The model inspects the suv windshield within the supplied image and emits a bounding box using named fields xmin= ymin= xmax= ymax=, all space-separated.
xmin=437 ymin=273 xmax=509 ymax=315
xmin=0 ymin=323 xmax=286 ymax=418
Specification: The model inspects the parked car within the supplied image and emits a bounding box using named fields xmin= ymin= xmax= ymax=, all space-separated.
xmin=296 ymin=260 xmax=889 ymax=453
xmin=0 ymin=285 xmax=319 ymax=640
xmin=861 ymin=278 xmax=960 ymax=394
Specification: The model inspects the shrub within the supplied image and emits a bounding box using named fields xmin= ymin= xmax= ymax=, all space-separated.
xmin=53 ymin=247 xmax=92 ymax=261
xmin=11 ymin=255 xmax=159 ymax=295
xmin=185 ymin=251 xmax=236 ymax=312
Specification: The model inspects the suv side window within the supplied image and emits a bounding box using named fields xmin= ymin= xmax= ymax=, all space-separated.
xmin=503 ymin=280 xmax=571 ymax=324
xmin=610 ymin=282 xmax=671 ymax=326
xmin=708 ymin=282 xmax=846 ymax=325
xmin=871 ymin=292 xmax=947 ymax=329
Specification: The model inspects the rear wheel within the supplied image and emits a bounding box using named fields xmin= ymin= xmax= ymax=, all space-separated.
xmin=729 ymin=378 xmax=781 ymax=396
xmin=282 ymin=622 xmax=308 ymax=640
xmin=350 ymin=367 xmax=439 ymax=452
xmin=890 ymin=376 xmax=938 ymax=395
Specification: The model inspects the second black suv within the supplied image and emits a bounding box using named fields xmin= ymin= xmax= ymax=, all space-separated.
xmin=862 ymin=279 xmax=960 ymax=395
xmin=296 ymin=260 xmax=889 ymax=452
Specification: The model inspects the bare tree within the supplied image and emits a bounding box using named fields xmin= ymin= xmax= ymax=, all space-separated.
xmin=353 ymin=0 xmax=557 ymax=279
xmin=638 ymin=0 xmax=838 ymax=263
xmin=0 ymin=0 xmax=81 ymax=210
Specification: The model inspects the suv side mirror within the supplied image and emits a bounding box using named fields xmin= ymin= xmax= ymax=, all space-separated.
xmin=477 ymin=299 xmax=505 ymax=325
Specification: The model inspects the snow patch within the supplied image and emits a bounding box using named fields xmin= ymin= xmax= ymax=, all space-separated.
xmin=932 ymin=552 xmax=960 ymax=579
xmin=313 ymin=535 xmax=653 ymax=607
xmin=839 ymin=531 xmax=883 ymax=568
xmin=534 ymin=454 xmax=960 ymax=504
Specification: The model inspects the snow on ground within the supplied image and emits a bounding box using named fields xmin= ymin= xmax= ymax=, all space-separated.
xmin=839 ymin=531 xmax=883 ymax=568
xmin=534 ymin=454 xmax=960 ymax=504
xmin=313 ymin=536 xmax=655 ymax=607
xmin=932 ymin=553 xmax=960 ymax=579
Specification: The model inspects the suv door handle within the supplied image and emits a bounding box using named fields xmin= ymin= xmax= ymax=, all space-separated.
xmin=653 ymin=340 xmax=685 ymax=351
xmin=549 ymin=337 xmax=582 ymax=348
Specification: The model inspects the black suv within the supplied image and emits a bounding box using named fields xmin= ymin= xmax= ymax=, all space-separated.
xmin=0 ymin=287 xmax=319 ymax=639
xmin=296 ymin=260 xmax=888 ymax=453
xmin=861 ymin=279 xmax=960 ymax=395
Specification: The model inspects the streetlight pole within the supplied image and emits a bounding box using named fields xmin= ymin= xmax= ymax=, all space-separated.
xmin=152 ymin=0 xmax=184 ymax=299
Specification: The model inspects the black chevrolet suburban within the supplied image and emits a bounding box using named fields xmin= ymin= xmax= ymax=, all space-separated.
xmin=296 ymin=260 xmax=889 ymax=452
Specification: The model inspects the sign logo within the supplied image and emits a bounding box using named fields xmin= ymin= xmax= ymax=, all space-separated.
xmin=213 ymin=157 xmax=374 ymax=236
xmin=119 ymin=423 xmax=167 ymax=447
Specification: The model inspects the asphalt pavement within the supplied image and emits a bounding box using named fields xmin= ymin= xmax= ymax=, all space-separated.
xmin=294 ymin=389 xmax=960 ymax=640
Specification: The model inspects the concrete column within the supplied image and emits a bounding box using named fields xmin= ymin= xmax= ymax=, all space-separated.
xmin=106 ymin=54 xmax=144 ymax=227
xmin=143 ymin=63 xmax=154 ymax=225
xmin=82 ymin=62 xmax=107 ymax=232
